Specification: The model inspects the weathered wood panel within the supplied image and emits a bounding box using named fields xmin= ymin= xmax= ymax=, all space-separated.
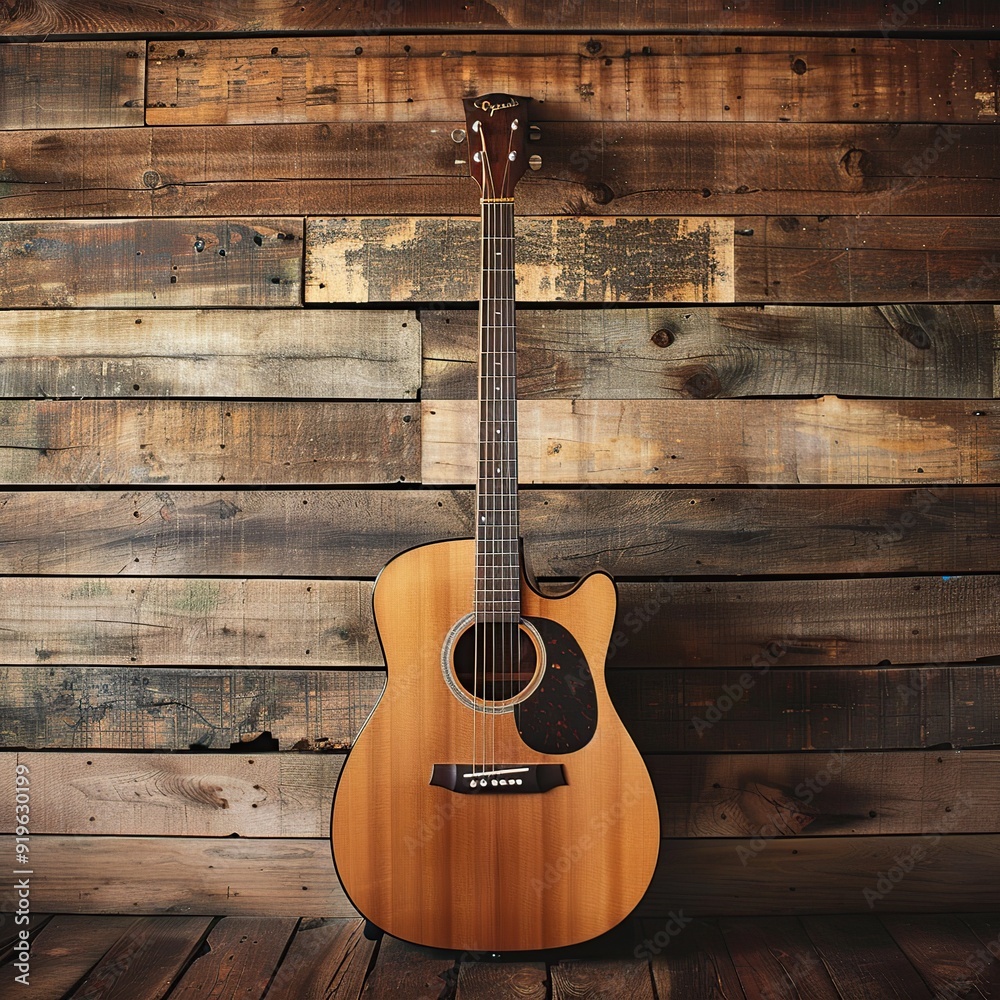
xmin=5 ymin=123 xmax=998 ymax=219
xmin=0 ymin=752 xmax=343 ymax=837
xmin=66 ymin=916 xmax=213 ymax=1000
xmin=145 ymin=36 xmax=1000 ymax=126
xmin=799 ymin=916 xmax=934 ymax=1000
xmin=1 ymin=486 xmax=995 ymax=579
xmin=456 ymin=961 xmax=547 ymax=1000
xmin=361 ymin=934 xmax=457 ymax=999
xmin=6 ymin=750 xmax=997 ymax=839
xmin=0 ymin=666 xmax=385 ymax=751
xmin=736 ymin=215 xmax=1000 ymax=302
xmin=648 ymin=919 xmax=747 ymax=1000
xmin=15 ymin=916 xmax=142 ymax=999
xmin=264 ymin=918 xmax=374 ymax=1000
xmin=0 ymin=577 xmax=378 ymax=666
xmin=719 ymin=917 xmax=841 ymax=1000
xmin=0 ymin=310 xmax=419 ymax=399
xmin=168 ymin=917 xmax=299 ymax=998
xmin=0 ymin=400 xmax=417 ymax=485
xmin=13 ymin=834 xmax=1000 ymax=917
xmin=881 ymin=914 xmax=1000 ymax=1000
xmin=307 ymin=217 xmax=735 ymax=304
xmin=3 ymin=664 xmax=994 ymax=752
xmin=423 ymin=305 xmax=998 ymax=399
xmin=3 ymin=574 xmax=998 ymax=669
xmin=4 ymin=1 xmax=998 ymax=34
xmin=423 ymin=397 xmax=1000 ymax=485
xmin=0 ymin=42 xmax=144 ymax=130
xmin=550 ymin=956 xmax=654 ymax=1000
xmin=0 ymin=219 xmax=302 ymax=308
xmin=614 ymin=665 xmax=1000 ymax=753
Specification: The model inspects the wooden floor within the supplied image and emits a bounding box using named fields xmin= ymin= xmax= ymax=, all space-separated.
xmin=2 ymin=912 xmax=999 ymax=999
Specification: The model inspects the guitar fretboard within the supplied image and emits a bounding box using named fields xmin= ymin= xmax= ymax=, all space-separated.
xmin=475 ymin=198 xmax=520 ymax=621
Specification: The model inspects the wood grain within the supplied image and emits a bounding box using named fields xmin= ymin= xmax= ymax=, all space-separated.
xmin=0 ymin=577 xmax=378 ymax=666
xmin=614 ymin=665 xmax=1000 ymax=753
xmin=144 ymin=36 xmax=1000 ymax=125
xmin=881 ymin=914 xmax=1000 ymax=1000
xmin=307 ymin=216 xmax=735 ymax=304
xmin=0 ymin=400 xmax=418 ymax=485
xmin=550 ymin=957 xmax=655 ymax=999
xmin=67 ymin=916 xmax=213 ymax=1000
xmin=3 ymin=1 xmax=997 ymax=34
xmin=456 ymin=961 xmax=547 ymax=999
xmin=264 ymin=918 xmax=375 ymax=1000
xmin=3 ymin=664 xmax=995 ymax=753
xmin=0 ymin=752 xmax=343 ymax=837
xmin=0 ymin=42 xmax=144 ymax=130
xmin=422 ymin=305 xmax=999 ymax=399
xmin=2 ymin=486 xmax=996 ymax=579
xmin=719 ymin=917 xmax=840 ymax=1000
xmin=16 ymin=916 xmax=141 ymax=999
xmin=0 ymin=310 xmax=419 ymax=399
xmin=800 ymin=916 xmax=934 ymax=999
xmin=0 ymin=219 xmax=302 ymax=308
xmin=360 ymin=935 xmax=457 ymax=1000
xmin=167 ymin=917 xmax=298 ymax=998
xmin=8 ymin=122 xmax=998 ymax=218
xmin=423 ymin=397 xmax=1000 ymax=485
xmin=647 ymin=918 xmax=747 ymax=999
xmin=9 ymin=833 xmax=1000 ymax=917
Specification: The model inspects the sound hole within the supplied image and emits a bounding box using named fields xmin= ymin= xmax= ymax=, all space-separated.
xmin=453 ymin=621 xmax=538 ymax=703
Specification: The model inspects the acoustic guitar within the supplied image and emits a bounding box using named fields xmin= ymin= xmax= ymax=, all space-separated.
xmin=331 ymin=92 xmax=659 ymax=952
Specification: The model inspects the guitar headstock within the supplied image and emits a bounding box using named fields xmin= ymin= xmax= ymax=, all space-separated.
xmin=462 ymin=93 xmax=532 ymax=200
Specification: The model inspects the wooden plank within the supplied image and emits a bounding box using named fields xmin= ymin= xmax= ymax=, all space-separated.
xmin=0 ymin=219 xmax=302 ymax=309
xmin=11 ymin=834 xmax=1000 ymax=917
xmin=145 ymin=36 xmax=1000 ymax=126
xmin=647 ymin=917 xmax=747 ymax=1000
xmin=2 ymin=664 xmax=994 ymax=753
xmin=645 ymin=836 xmax=1000 ymax=916
xmin=2 ymin=485 xmax=997 ymax=579
xmin=881 ymin=914 xmax=1000 ymax=1000
xmin=7 ymin=750 xmax=998 ymax=839
xmin=7 ymin=122 xmax=999 ymax=219
xmin=422 ymin=397 xmax=1000 ymax=485
xmin=0 ymin=310 xmax=419 ymax=399
xmin=4 ymin=573 xmax=1000 ymax=669
xmin=307 ymin=216 xmax=734 ymax=304
xmin=615 ymin=665 xmax=1000 ymax=753
xmin=0 ymin=666 xmax=386 ymax=751
xmin=0 ymin=752 xmax=344 ymax=837
xmin=736 ymin=215 xmax=1000 ymax=302
xmin=14 ymin=915 xmax=139 ymax=999
xmin=456 ymin=961 xmax=547 ymax=999
xmin=360 ymin=934 xmax=458 ymax=999
xmin=265 ymin=918 xmax=374 ymax=1000
xmin=0 ymin=577 xmax=379 ymax=667
xmin=67 ymin=916 xmax=213 ymax=1000
xmin=719 ymin=917 xmax=840 ymax=1000
xmin=648 ymin=750 xmax=1000 ymax=838
xmin=423 ymin=305 xmax=998 ymax=400
xmin=168 ymin=916 xmax=298 ymax=999
xmin=550 ymin=957 xmax=655 ymax=999
xmin=0 ymin=912 xmax=50 ymax=968
xmin=0 ymin=42 xmax=144 ymax=130
xmin=3 ymin=836 xmax=353 ymax=916
xmin=4 ymin=1 xmax=998 ymax=34
xmin=800 ymin=916 xmax=933 ymax=999
xmin=0 ymin=400 xmax=418 ymax=485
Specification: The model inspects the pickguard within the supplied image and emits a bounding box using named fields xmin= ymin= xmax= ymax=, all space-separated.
xmin=515 ymin=616 xmax=597 ymax=754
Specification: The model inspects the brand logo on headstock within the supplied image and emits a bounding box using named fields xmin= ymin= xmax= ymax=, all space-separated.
xmin=474 ymin=97 xmax=519 ymax=116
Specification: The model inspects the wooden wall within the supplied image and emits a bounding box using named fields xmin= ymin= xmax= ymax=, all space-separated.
xmin=1 ymin=1 xmax=999 ymax=919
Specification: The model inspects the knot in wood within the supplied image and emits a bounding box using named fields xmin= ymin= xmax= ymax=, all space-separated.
xmin=899 ymin=322 xmax=931 ymax=349
xmin=585 ymin=39 xmax=602 ymax=55
xmin=683 ymin=366 xmax=721 ymax=399
xmin=142 ymin=171 xmax=161 ymax=189
xmin=791 ymin=57 xmax=808 ymax=75
xmin=588 ymin=182 xmax=615 ymax=205
xmin=840 ymin=148 xmax=869 ymax=181
xmin=650 ymin=327 xmax=675 ymax=348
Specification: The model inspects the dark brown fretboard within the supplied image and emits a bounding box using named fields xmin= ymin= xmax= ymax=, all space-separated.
xmin=475 ymin=198 xmax=520 ymax=621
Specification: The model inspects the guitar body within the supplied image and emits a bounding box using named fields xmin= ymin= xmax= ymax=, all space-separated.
xmin=331 ymin=538 xmax=659 ymax=951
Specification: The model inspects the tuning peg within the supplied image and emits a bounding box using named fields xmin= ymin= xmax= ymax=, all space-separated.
xmin=529 ymin=154 xmax=542 ymax=171
xmin=529 ymin=125 xmax=542 ymax=141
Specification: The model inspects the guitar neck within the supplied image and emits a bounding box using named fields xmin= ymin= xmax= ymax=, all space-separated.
xmin=475 ymin=196 xmax=520 ymax=621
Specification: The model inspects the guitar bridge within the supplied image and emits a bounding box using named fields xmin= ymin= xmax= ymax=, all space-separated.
xmin=430 ymin=764 xmax=566 ymax=794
